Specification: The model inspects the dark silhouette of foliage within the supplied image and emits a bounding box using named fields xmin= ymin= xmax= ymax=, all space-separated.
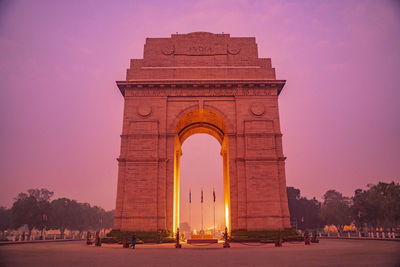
xmin=8 ymin=188 xmax=114 ymax=236
xmin=48 ymin=199 xmax=114 ymax=236
xmin=286 ymin=187 xmax=324 ymax=230
xmin=0 ymin=207 xmax=11 ymax=235
xmin=5 ymin=181 xmax=397 ymax=236
xmin=353 ymin=181 xmax=400 ymax=229
xmin=320 ymin=190 xmax=352 ymax=233
xmin=48 ymin=198 xmax=75 ymax=237
xmin=10 ymin=189 xmax=53 ymax=236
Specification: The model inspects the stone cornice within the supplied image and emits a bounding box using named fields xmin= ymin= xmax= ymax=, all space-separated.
xmin=120 ymin=132 xmax=283 ymax=137
xmin=236 ymin=156 xmax=286 ymax=162
xmin=117 ymin=157 xmax=168 ymax=163
xmin=116 ymin=79 xmax=285 ymax=96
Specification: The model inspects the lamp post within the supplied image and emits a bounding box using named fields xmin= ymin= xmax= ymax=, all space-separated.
xmin=175 ymin=228 xmax=181 ymax=248
xmin=40 ymin=214 xmax=48 ymax=240
xmin=223 ymin=227 xmax=230 ymax=248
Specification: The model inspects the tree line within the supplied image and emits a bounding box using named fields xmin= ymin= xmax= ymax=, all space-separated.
xmin=287 ymin=181 xmax=400 ymax=233
xmin=0 ymin=189 xmax=114 ymax=238
xmin=1 ymin=181 xmax=399 ymax=237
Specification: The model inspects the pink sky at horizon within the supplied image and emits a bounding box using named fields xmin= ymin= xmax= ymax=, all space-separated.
xmin=1 ymin=0 xmax=399 ymax=229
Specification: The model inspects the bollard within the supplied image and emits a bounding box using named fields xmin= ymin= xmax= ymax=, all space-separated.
xmin=158 ymin=230 xmax=162 ymax=244
xmin=275 ymin=230 xmax=283 ymax=247
xmin=122 ymin=234 xmax=129 ymax=248
xmin=86 ymin=232 xmax=93 ymax=245
xmin=304 ymin=230 xmax=311 ymax=245
xmin=175 ymin=228 xmax=181 ymax=248
xmin=223 ymin=227 xmax=230 ymax=248
xmin=311 ymin=232 xmax=319 ymax=243
xmin=95 ymin=231 xmax=101 ymax=247
xmin=347 ymin=232 xmax=350 ymax=238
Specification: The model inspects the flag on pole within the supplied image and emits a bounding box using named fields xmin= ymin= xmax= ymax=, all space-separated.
xmin=213 ymin=188 xmax=216 ymax=202
xmin=189 ymin=189 xmax=191 ymax=203
xmin=201 ymin=189 xmax=203 ymax=203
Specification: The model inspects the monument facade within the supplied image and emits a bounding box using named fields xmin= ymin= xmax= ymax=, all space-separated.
xmin=114 ymin=32 xmax=291 ymax=233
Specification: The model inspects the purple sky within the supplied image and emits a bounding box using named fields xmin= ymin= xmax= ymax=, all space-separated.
xmin=1 ymin=0 xmax=399 ymax=229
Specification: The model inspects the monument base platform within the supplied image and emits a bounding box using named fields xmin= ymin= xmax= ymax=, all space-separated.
xmin=187 ymin=239 xmax=218 ymax=244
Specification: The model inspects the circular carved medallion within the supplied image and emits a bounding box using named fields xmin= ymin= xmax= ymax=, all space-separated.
xmin=161 ymin=44 xmax=175 ymax=55
xmin=137 ymin=104 xmax=152 ymax=117
xmin=250 ymin=103 xmax=265 ymax=116
xmin=227 ymin=45 xmax=241 ymax=55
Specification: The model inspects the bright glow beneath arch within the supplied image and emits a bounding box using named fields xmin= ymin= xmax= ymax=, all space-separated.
xmin=179 ymin=134 xmax=224 ymax=234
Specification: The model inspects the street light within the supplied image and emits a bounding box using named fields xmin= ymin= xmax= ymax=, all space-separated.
xmin=41 ymin=214 xmax=48 ymax=240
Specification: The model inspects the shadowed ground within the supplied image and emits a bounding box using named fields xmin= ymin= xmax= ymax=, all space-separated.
xmin=0 ymin=239 xmax=399 ymax=267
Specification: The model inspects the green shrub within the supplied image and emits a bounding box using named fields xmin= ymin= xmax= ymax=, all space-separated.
xmin=107 ymin=229 xmax=174 ymax=243
xmin=230 ymin=228 xmax=302 ymax=242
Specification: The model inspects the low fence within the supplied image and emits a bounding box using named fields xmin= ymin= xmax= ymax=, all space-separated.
xmin=319 ymin=231 xmax=399 ymax=241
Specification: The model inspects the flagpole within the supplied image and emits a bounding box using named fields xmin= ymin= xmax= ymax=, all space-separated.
xmin=201 ymin=188 xmax=204 ymax=233
xmin=189 ymin=189 xmax=191 ymax=235
xmin=213 ymin=188 xmax=216 ymax=238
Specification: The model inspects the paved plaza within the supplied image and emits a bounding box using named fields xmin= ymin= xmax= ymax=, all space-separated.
xmin=0 ymin=239 xmax=399 ymax=267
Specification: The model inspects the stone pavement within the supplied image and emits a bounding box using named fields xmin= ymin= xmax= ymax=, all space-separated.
xmin=0 ymin=239 xmax=399 ymax=267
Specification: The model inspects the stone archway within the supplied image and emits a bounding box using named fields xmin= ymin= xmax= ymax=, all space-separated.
xmin=113 ymin=32 xmax=291 ymax=234
xmin=172 ymin=108 xmax=231 ymax=233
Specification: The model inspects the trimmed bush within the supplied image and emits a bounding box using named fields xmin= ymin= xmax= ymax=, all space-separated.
xmin=230 ymin=228 xmax=302 ymax=242
xmin=106 ymin=229 xmax=174 ymax=243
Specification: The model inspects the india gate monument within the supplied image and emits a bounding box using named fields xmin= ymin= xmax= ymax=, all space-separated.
xmin=113 ymin=32 xmax=291 ymax=234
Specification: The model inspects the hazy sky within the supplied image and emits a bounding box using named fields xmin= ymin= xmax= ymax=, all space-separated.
xmin=1 ymin=0 xmax=399 ymax=230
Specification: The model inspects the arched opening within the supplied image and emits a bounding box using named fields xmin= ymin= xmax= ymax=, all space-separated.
xmin=173 ymin=109 xmax=231 ymax=235
xmin=179 ymin=134 xmax=223 ymax=237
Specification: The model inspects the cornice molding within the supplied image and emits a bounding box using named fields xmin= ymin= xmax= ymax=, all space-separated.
xmin=116 ymin=79 xmax=285 ymax=96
